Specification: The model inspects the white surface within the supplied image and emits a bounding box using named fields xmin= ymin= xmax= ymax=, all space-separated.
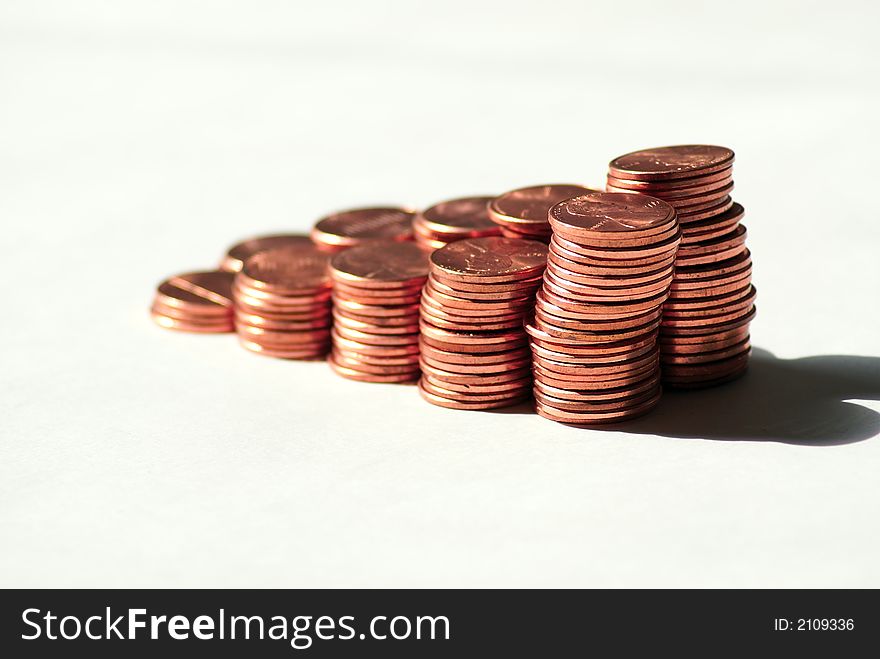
xmin=1 ymin=0 xmax=879 ymax=588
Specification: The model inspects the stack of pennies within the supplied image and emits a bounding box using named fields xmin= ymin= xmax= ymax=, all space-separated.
xmin=412 ymin=196 xmax=501 ymax=250
xmin=151 ymin=271 xmax=235 ymax=333
xmin=220 ymin=234 xmax=312 ymax=272
xmin=489 ymin=184 xmax=596 ymax=242
xmin=328 ymin=241 xmax=429 ymax=383
xmin=310 ymin=206 xmax=416 ymax=253
xmin=233 ymin=244 xmax=333 ymax=359
xmin=528 ymin=192 xmax=681 ymax=425
xmin=607 ymin=145 xmax=755 ymax=387
xmin=418 ymin=236 xmax=548 ymax=410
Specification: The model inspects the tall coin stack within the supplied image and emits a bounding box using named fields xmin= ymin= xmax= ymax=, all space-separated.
xmin=310 ymin=207 xmax=416 ymax=253
xmin=418 ymin=237 xmax=548 ymax=410
xmin=233 ymin=244 xmax=333 ymax=359
xmin=413 ymin=196 xmax=501 ymax=250
xmin=328 ymin=242 xmax=428 ymax=383
xmin=489 ymin=184 xmax=595 ymax=243
xmin=151 ymin=270 xmax=235 ymax=333
xmin=607 ymin=145 xmax=755 ymax=387
xmin=528 ymin=192 xmax=680 ymax=424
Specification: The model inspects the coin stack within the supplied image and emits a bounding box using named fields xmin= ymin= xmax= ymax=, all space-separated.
xmin=151 ymin=270 xmax=235 ymax=333
xmin=418 ymin=237 xmax=548 ymax=410
xmin=489 ymin=184 xmax=595 ymax=243
xmin=310 ymin=206 xmax=416 ymax=253
xmin=528 ymin=192 xmax=680 ymax=424
xmin=233 ymin=244 xmax=333 ymax=359
xmin=328 ymin=242 xmax=428 ymax=383
xmin=607 ymin=145 xmax=755 ymax=387
xmin=220 ymin=234 xmax=312 ymax=272
xmin=412 ymin=196 xmax=501 ymax=250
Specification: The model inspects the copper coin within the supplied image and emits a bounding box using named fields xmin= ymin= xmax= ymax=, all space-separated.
xmin=549 ymin=192 xmax=674 ymax=238
xmin=607 ymin=173 xmax=733 ymax=199
xmin=669 ymin=270 xmax=752 ymax=296
xmin=545 ymin=260 xmax=674 ymax=288
xmin=330 ymin=330 xmax=421 ymax=355
xmin=676 ymin=196 xmax=735 ymax=223
xmin=419 ymin=378 xmax=531 ymax=402
xmin=535 ymin=302 xmax=661 ymax=330
xmin=489 ymin=183 xmax=595 ymax=228
xmin=534 ymin=374 xmax=659 ymax=402
xmin=606 ymin=166 xmax=732 ymax=191
xmin=413 ymin=233 xmax=449 ymax=251
xmin=533 ymin=363 xmax=658 ymax=390
xmin=419 ymin=361 xmax=531 ymax=386
xmin=419 ymin=343 xmax=530 ymax=366
xmin=534 ymin=350 xmax=658 ymax=376
xmin=334 ymin=307 xmax=419 ymax=326
xmin=419 ymin=293 xmax=526 ymax=322
xmin=421 ymin=374 xmax=532 ymax=395
xmin=672 ymin=250 xmax=752 ymax=280
xmin=535 ymin=390 xmax=661 ymax=424
xmin=661 ymin=338 xmax=751 ymax=364
xmin=237 ymin=324 xmax=332 ymax=345
xmin=530 ymin=339 xmax=656 ymax=365
xmin=151 ymin=311 xmax=232 ymax=333
xmin=609 ymin=145 xmax=734 ymax=181
xmin=419 ymin=321 xmax=528 ymax=347
xmin=330 ymin=351 xmax=421 ymax=376
xmin=534 ymin=385 xmax=660 ymax=413
xmin=661 ymin=348 xmax=751 ymax=377
xmin=426 ymin=274 xmax=542 ymax=300
xmin=239 ymin=244 xmax=331 ymax=293
xmin=169 ymin=270 xmax=236 ymax=307
xmin=333 ymin=324 xmax=420 ymax=346
xmin=428 ymin=272 xmax=543 ymax=294
xmin=154 ymin=283 xmax=230 ymax=317
xmin=430 ymin=237 xmax=548 ymax=283
xmin=664 ymin=284 xmax=756 ymax=313
xmin=543 ymin=269 xmax=673 ymax=301
xmin=329 ymin=240 xmax=429 ymax=289
xmin=234 ymin=280 xmax=332 ymax=306
xmin=420 ymin=353 xmax=531 ymax=375
xmin=420 ymin=334 xmax=527 ymax=355
xmin=527 ymin=316 xmax=661 ymax=345
xmin=234 ymin=303 xmax=332 ymax=323
xmin=659 ymin=325 xmax=750 ymax=347
xmin=421 ymin=284 xmax=533 ymax=313
xmin=420 ymin=313 xmax=524 ymax=332
xmin=332 ymin=296 xmax=420 ymax=317
xmin=662 ymin=296 xmax=756 ymax=326
xmin=235 ymin=313 xmax=331 ymax=331
xmin=679 ymin=202 xmax=744 ymax=237
xmin=333 ymin=312 xmax=419 ymax=335
xmin=676 ymin=224 xmax=747 ymax=258
xmin=332 ymin=286 xmax=423 ymax=306
xmin=660 ymin=305 xmax=756 ymax=336
xmin=537 ymin=287 xmax=668 ymax=316
xmin=674 ymin=243 xmax=747 ymax=268
xmin=550 ymin=228 xmax=681 ymax=260
xmin=534 ymin=291 xmax=662 ymax=322
xmin=418 ymin=196 xmax=500 ymax=235
xmin=238 ymin=338 xmax=329 ymax=359
xmin=333 ymin=347 xmax=421 ymax=366
xmin=418 ymin=381 xmax=529 ymax=410
xmin=311 ymin=207 xmax=416 ymax=250
xmin=549 ymin=237 xmax=677 ymax=270
xmin=221 ymin=234 xmax=312 ymax=272
xmin=329 ymin=355 xmax=419 ymax=383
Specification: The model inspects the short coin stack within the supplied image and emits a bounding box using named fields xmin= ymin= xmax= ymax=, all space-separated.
xmin=418 ymin=237 xmax=548 ymax=410
xmin=310 ymin=207 xmax=416 ymax=253
xmin=529 ymin=192 xmax=680 ymax=424
xmin=328 ymin=241 xmax=428 ymax=383
xmin=489 ymin=184 xmax=595 ymax=243
xmin=151 ymin=270 xmax=235 ymax=333
xmin=233 ymin=244 xmax=333 ymax=359
xmin=607 ymin=145 xmax=755 ymax=387
xmin=220 ymin=234 xmax=312 ymax=272
xmin=413 ymin=196 xmax=501 ymax=250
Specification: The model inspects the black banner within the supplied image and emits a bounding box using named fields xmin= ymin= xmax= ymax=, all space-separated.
xmin=1 ymin=589 xmax=875 ymax=656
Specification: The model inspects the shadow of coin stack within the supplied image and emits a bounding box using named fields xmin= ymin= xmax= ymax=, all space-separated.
xmin=488 ymin=184 xmax=595 ymax=243
xmin=328 ymin=242 xmax=429 ymax=383
xmin=607 ymin=145 xmax=755 ymax=387
xmin=528 ymin=192 xmax=680 ymax=424
xmin=151 ymin=270 xmax=236 ymax=333
xmin=310 ymin=206 xmax=416 ymax=253
xmin=232 ymin=244 xmax=334 ymax=359
xmin=418 ymin=237 xmax=548 ymax=410
xmin=412 ymin=196 xmax=501 ymax=251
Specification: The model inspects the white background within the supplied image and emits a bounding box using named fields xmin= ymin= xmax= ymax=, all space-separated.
xmin=1 ymin=0 xmax=879 ymax=587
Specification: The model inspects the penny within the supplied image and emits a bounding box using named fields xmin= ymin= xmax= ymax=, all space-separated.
xmin=608 ymin=173 xmax=733 ymax=199
xmin=418 ymin=381 xmax=529 ymax=410
xmin=333 ymin=307 xmax=419 ymax=326
xmin=311 ymin=206 xmax=416 ymax=251
xmin=421 ymin=284 xmax=533 ymax=313
xmin=609 ymin=145 xmax=735 ymax=181
xmin=239 ymin=245 xmax=331 ymax=293
xmin=419 ymin=378 xmax=531 ymax=401
xmin=542 ymin=269 xmax=674 ymax=301
xmin=676 ymin=224 xmax=747 ymax=258
xmin=430 ymin=237 xmax=549 ymax=283
xmin=550 ymin=229 xmax=681 ymax=260
xmin=428 ymin=272 xmax=543 ymax=294
xmin=426 ymin=274 xmax=542 ymax=300
xmin=606 ymin=166 xmax=732 ymax=191
xmin=534 ymin=374 xmax=659 ymax=401
xmin=420 ymin=334 xmax=528 ymax=354
xmin=535 ymin=389 xmax=661 ymax=424
xmin=530 ymin=339 xmax=656 ymax=365
xmin=418 ymin=196 xmax=500 ymax=235
xmin=420 ymin=312 xmax=524 ymax=332
xmin=420 ymin=353 xmax=531 ymax=374
xmin=419 ymin=343 xmax=530 ymax=366
xmin=333 ymin=312 xmax=419 ymax=335
xmin=549 ymin=237 xmax=677 ymax=270
xmin=661 ymin=338 xmax=751 ymax=365
xmin=151 ymin=273 xmax=236 ymax=333
xmin=330 ymin=351 xmax=421 ymax=376
xmin=329 ymin=356 xmax=420 ymax=383
xmin=169 ymin=271 xmax=236 ymax=307
xmin=421 ymin=374 xmax=532 ymax=395
xmin=237 ymin=324 xmax=337 ymax=346
xmin=545 ymin=260 xmax=675 ymax=288
xmin=533 ymin=362 xmax=658 ymax=390
xmin=330 ymin=330 xmax=422 ymax=356
xmin=490 ymin=184 xmax=595 ymax=229
xmin=659 ymin=326 xmax=750 ymax=347
xmin=238 ymin=338 xmax=329 ymax=360
xmin=333 ymin=296 xmax=419 ymax=317
xmin=419 ymin=295 xmax=525 ymax=324
xmin=329 ymin=241 xmax=429 ymax=289
xmin=235 ymin=314 xmax=331 ymax=331
xmin=548 ymin=192 xmax=675 ymax=238
xmin=221 ymin=234 xmax=312 ymax=272
xmin=673 ymin=250 xmax=752 ymax=280
xmin=150 ymin=312 xmax=232 ymax=333
xmin=537 ymin=287 xmax=668 ymax=316
xmin=333 ymin=324 xmax=420 ymax=346
xmin=660 ymin=305 xmax=756 ymax=336
xmin=419 ymin=361 xmax=532 ymax=386
xmin=153 ymin=282 xmax=230 ymax=316
xmin=676 ymin=196 xmax=735 ymax=223
xmin=333 ymin=348 xmax=421 ymax=367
